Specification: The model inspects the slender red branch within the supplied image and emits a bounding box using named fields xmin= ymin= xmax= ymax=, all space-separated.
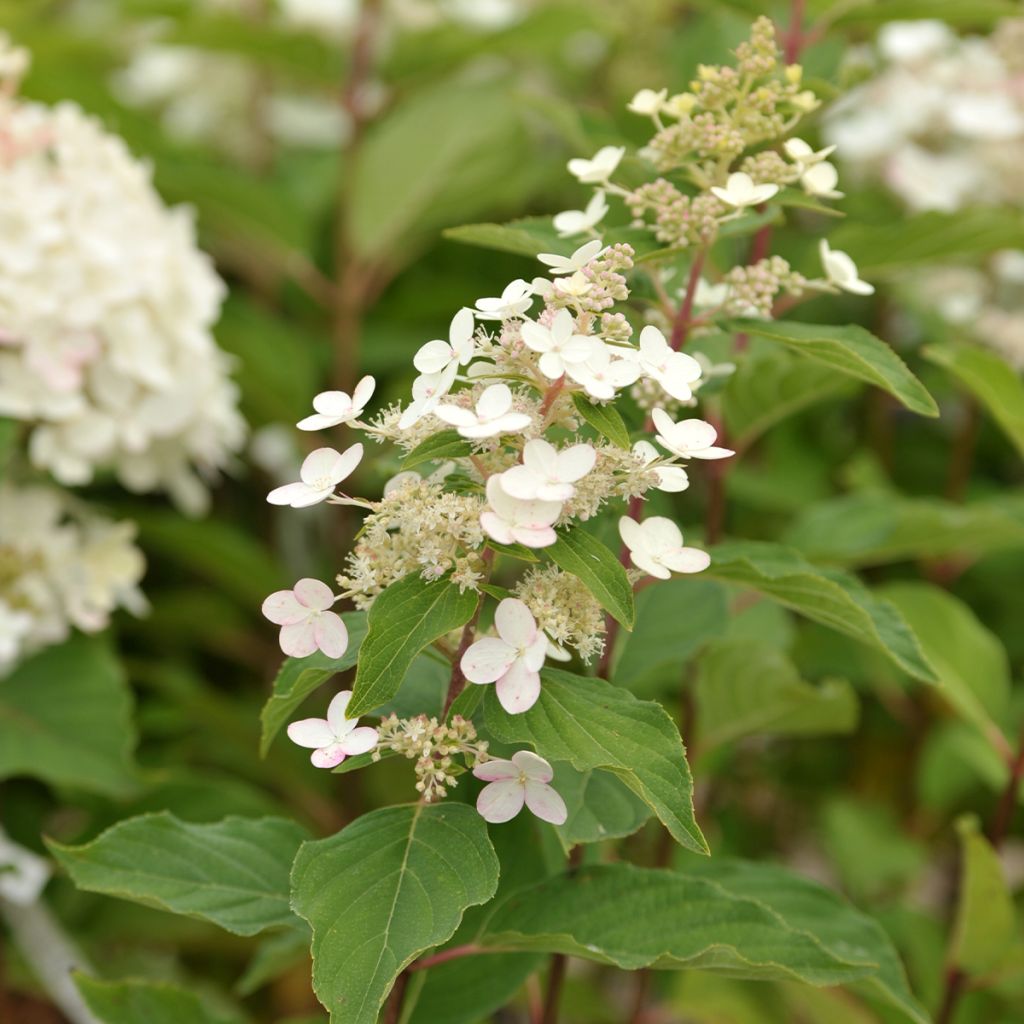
xmin=442 ymin=550 xmax=493 ymax=718
xmin=783 ymin=0 xmax=806 ymax=64
xmin=409 ymin=943 xmax=484 ymax=972
xmin=539 ymin=846 xmax=583 ymax=1024
xmin=669 ymin=249 xmax=706 ymax=351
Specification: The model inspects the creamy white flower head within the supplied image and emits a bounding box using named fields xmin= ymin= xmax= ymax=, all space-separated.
xmin=262 ymin=578 xmax=347 ymax=658
xmin=552 ymin=190 xmax=609 ymax=238
xmin=398 ymin=371 xmax=453 ymax=429
xmin=710 ymin=172 xmax=779 ymax=209
xmin=567 ymin=145 xmax=625 ymax=185
xmin=480 ymin=476 xmax=561 ymax=549
xmin=298 ymin=375 xmax=375 ymax=431
xmin=632 ymin=440 xmax=689 ymax=493
xmin=287 ymin=690 xmax=378 ymax=769
xmin=629 ymin=325 xmax=703 ymax=402
xmin=501 ymin=439 xmax=596 ymax=502
xmin=473 ymin=750 xmax=567 ymax=824
xmin=783 ymin=138 xmax=837 ymax=169
xmin=267 ymin=443 xmax=363 ymax=507
xmin=537 ymin=238 xmax=605 ymax=277
xmin=474 ymin=279 xmax=534 ymax=321
xmin=801 ymin=161 xmax=844 ymax=200
xmin=435 ymin=383 xmax=531 ymax=439
xmin=652 ymin=408 xmax=734 ymax=460
xmin=520 ymin=308 xmax=592 ymax=381
xmin=566 ymin=340 xmax=642 ymax=400
xmin=411 ymin=308 xmax=475 ymax=388
xmin=461 ymin=598 xmax=548 ymax=713
xmin=628 ymin=87 xmax=668 ymax=117
xmin=619 ymin=516 xmax=710 ymax=579
xmin=819 ymin=239 xmax=874 ymax=296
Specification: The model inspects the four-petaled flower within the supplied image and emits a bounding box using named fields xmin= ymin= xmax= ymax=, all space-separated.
xmin=475 ymin=279 xmax=534 ymax=321
xmin=652 ymin=409 xmax=734 ymax=460
xmin=566 ymin=340 xmax=642 ymax=400
xmin=632 ymin=440 xmax=689 ymax=492
xmin=461 ymin=598 xmax=548 ymax=713
xmin=262 ymin=578 xmax=348 ymax=658
xmin=567 ymin=145 xmax=625 ymax=185
xmin=710 ymin=172 xmax=779 ymax=209
xmin=783 ymin=138 xmax=837 ymax=169
xmin=412 ymin=308 xmax=476 ymax=387
xmin=520 ymin=308 xmax=593 ymax=381
xmin=436 ymin=384 xmax=532 ymax=439
xmin=800 ymin=161 xmax=844 ymax=200
xmin=500 ymin=439 xmax=596 ymax=502
xmin=480 ymin=476 xmax=561 ymax=548
xmin=537 ymin=239 xmax=605 ymax=277
xmin=298 ymin=376 xmax=375 ymax=431
xmin=267 ymin=444 xmax=363 ymax=507
xmin=619 ymin=516 xmax=711 ymax=579
xmin=627 ymin=87 xmax=668 ymax=117
xmin=819 ymin=239 xmax=874 ymax=295
xmin=287 ymin=691 xmax=378 ymax=769
xmin=473 ymin=750 xmax=568 ymax=824
xmin=553 ymin=191 xmax=608 ymax=238
xmin=628 ymin=325 xmax=704 ymax=402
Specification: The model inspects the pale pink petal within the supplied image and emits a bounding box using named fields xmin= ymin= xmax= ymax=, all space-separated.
xmin=661 ymin=547 xmax=711 ymax=574
xmin=500 ymin=465 xmax=542 ymax=501
xmin=261 ymin=590 xmax=307 ymax=625
xmin=523 ymin=631 xmax=548 ymax=673
xmin=475 ymin=383 xmax=513 ymax=420
xmin=512 ymin=750 xmax=554 ymax=782
xmin=414 ymin=339 xmax=455 ymax=375
xmin=557 ymin=444 xmax=596 ymax=482
xmin=287 ymin=717 xmax=335 ymax=748
xmin=510 ymin=525 xmax=558 ymax=548
xmin=311 ymin=743 xmax=347 ymax=769
xmin=280 ymin=620 xmax=318 ymax=657
xmin=314 ymin=611 xmax=349 ymax=658
xmin=494 ymin=598 xmax=537 ymax=647
xmin=267 ymin=481 xmax=313 ymax=506
xmin=473 ymin=758 xmax=518 ymax=782
xmin=495 ymin=660 xmax=541 ymax=714
xmin=434 ymin=404 xmax=478 ymax=427
xmin=524 ymin=781 xmax=568 ymax=825
xmin=293 ymin=578 xmax=335 ymax=611
xmin=461 ymin=637 xmax=517 ymax=684
xmin=312 ymin=391 xmax=355 ymax=417
xmin=326 ymin=691 xmax=354 ymax=734
xmin=476 ymin=779 xmax=526 ymax=823
xmin=352 ymin=375 xmax=376 ymax=411
xmin=480 ymin=511 xmax=515 ymax=545
xmin=338 ymin=726 xmax=379 ymax=756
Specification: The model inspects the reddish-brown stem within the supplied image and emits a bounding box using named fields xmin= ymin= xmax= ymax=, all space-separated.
xmin=409 ymin=943 xmax=484 ymax=972
xmin=669 ymin=249 xmax=706 ymax=351
xmin=382 ymin=970 xmax=409 ymax=1024
xmin=936 ymin=969 xmax=967 ymax=1024
xmin=442 ymin=553 xmax=493 ymax=718
xmin=539 ymin=846 xmax=583 ymax=1024
xmin=540 ymin=375 xmax=566 ymax=416
xmin=783 ymin=0 xmax=806 ymax=64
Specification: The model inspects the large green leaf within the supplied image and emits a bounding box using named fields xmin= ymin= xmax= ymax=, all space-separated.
xmin=728 ymin=320 xmax=937 ymax=417
xmin=572 ymin=392 xmax=631 ymax=449
xmin=553 ymin=764 xmax=652 ymax=850
xmin=49 ymin=813 xmax=307 ymax=936
xmin=348 ymin=573 xmax=477 ymax=717
xmin=290 ymin=803 xmax=499 ymax=1024
xmin=696 ymin=640 xmax=858 ymax=750
xmin=483 ymin=862 xmax=928 ymax=1024
xmin=485 ymin=669 xmax=707 ymax=853
xmin=75 ymin=975 xmax=236 ymax=1024
xmin=547 ymin=528 xmax=635 ymax=630
xmin=924 ymin=342 xmax=1024 ymax=459
xmin=706 ymin=542 xmax=938 ymax=684
xmin=0 ymin=636 xmax=136 ymax=796
xmin=260 ymin=612 xmax=368 ymax=756
xmin=443 ymin=216 xmax=564 ymax=259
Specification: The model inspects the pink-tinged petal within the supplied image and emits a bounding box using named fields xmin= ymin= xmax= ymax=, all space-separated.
xmin=523 ymin=631 xmax=548 ymax=673
xmin=643 ymin=516 xmax=684 ymax=551
xmin=557 ymin=443 xmax=596 ymax=482
xmin=299 ymin=447 xmax=345 ymax=485
xmin=338 ymin=726 xmax=378 ymax=756
xmin=475 ymin=383 xmax=513 ymax=420
xmin=297 ymin=412 xmax=342 ymax=431
xmin=314 ymin=611 xmax=349 ymax=659
xmin=287 ymin=717 xmax=335 ymax=748
xmin=511 ymin=525 xmax=558 ymax=549
xmin=524 ymin=781 xmax=568 ymax=825
xmin=512 ymin=749 xmax=554 ymax=782
xmin=494 ymin=598 xmax=537 ymax=647
xmin=267 ymin=481 xmax=313 ymax=506
xmin=687 ymin=445 xmax=735 ymax=460
xmin=461 ymin=636 xmax=517 ymax=684
xmin=352 ymin=375 xmax=376 ymax=411
xmin=495 ymin=660 xmax=541 ymax=714
xmin=520 ymin=320 xmax=552 ymax=354
xmin=434 ymin=404 xmax=477 ymax=427
xmin=500 ymin=465 xmax=542 ymax=501
xmin=261 ymin=589 xmax=306 ymax=625
xmin=312 ymin=391 xmax=355 ymax=418
xmin=326 ymin=690 xmax=354 ymax=733
xmin=480 ymin=511 xmax=514 ymax=545
xmin=293 ymin=578 xmax=335 ymax=611
xmin=280 ymin=620 xmax=318 ymax=657
xmin=661 ymin=547 xmax=711 ymax=574
xmin=414 ymin=339 xmax=455 ymax=375
xmin=311 ymin=743 xmax=347 ymax=769
xmin=473 ymin=758 xmax=518 ymax=782
xmin=476 ymin=779 xmax=526 ymax=823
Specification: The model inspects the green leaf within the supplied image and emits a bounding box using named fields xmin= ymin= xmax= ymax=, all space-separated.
xmin=443 ymin=216 xmax=564 ymax=259
xmin=485 ymin=539 xmax=539 ymax=562
xmin=409 ymin=952 xmax=543 ymax=1024
xmin=49 ymin=813 xmax=308 ymax=936
xmin=706 ymin=542 xmax=938 ymax=684
xmin=547 ymin=528 xmax=635 ymax=630
xmin=727 ymin=320 xmax=937 ymax=418
xmin=571 ymin=392 xmax=631 ymax=448
xmin=485 ymin=669 xmax=707 ymax=853
xmin=696 ymin=640 xmax=858 ymax=751
xmin=237 ymin=927 xmax=311 ymax=996
xmin=75 ymin=975 xmax=236 ymax=1024
xmin=260 ymin=612 xmax=368 ymax=756
xmin=0 ymin=636 xmax=136 ymax=796
xmin=348 ymin=574 xmax=477 ymax=718
xmin=924 ymin=342 xmax=1024 ymax=459
xmin=553 ymin=764 xmax=652 ymax=850
xmin=402 ymin=429 xmax=475 ymax=470
xmin=483 ymin=862 xmax=928 ymax=1024
xmin=949 ymin=816 xmax=1016 ymax=975
xmin=879 ymin=583 xmax=1011 ymax=741
xmin=830 ymin=0 xmax=1022 ymax=27
xmin=290 ymin=803 xmax=499 ymax=1024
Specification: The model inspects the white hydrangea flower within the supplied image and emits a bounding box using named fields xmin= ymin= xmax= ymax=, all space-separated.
xmin=652 ymin=409 xmax=734 ymax=460
xmin=500 ymin=439 xmax=596 ymax=502
xmin=567 ymin=145 xmax=625 ymax=185
xmin=435 ymin=384 xmax=531 ymax=439
xmin=287 ymin=690 xmax=378 ymax=769
xmin=627 ymin=88 xmax=668 ymax=117
xmin=819 ymin=239 xmax=875 ymax=295
xmin=618 ymin=515 xmax=710 ymax=579
xmin=262 ymin=578 xmax=348 ymax=659
xmin=565 ymin=340 xmax=642 ymax=400
xmin=298 ymin=375 xmax=375 ymax=431
xmin=474 ymin=279 xmax=534 ymax=321
xmin=473 ymin=750 xmax=567 ymax=824
xmin=627 ymin=325 xmax=704 ymax=402
xmin=520 ymin=308 xmax=593 ymax=381
xmin=266 ymin=444 xmax=363 ymax=507
xmin=783 ymin=138 xmax=837 ymax=169
xmin=411 ymin=309 xmax=476 ymax=386
xmin=800 ymin=161 xmax=844 ymax=200
xmin=398 ymin=370 xmax=454 ymax=430
xmin=632 ymin=440 xmax=689 ymax=493
xmin=480 ymin=476 xmax=561 ymax=549
xmin=552 ymin=190 xmax=608 ymax=238
xmin=537 ymin=239 xmax=605 ymax=277
xmin=710 ymin=172 xmax=779 ymax=209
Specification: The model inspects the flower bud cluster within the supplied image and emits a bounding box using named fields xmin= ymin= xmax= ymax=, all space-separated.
xmin=722 ymin=256 xmax=808 ymax=319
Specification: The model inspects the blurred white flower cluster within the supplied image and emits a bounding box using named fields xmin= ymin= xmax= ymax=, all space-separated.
xmin=0 ymin=35 xmax=245 ymax=513
xmin=0 ymin=484 xmax=146 ymax=675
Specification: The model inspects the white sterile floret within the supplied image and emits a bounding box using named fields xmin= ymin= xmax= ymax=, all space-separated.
xmin=398 ymin=371 xmax=453 ymax=430
xmin=553 ymin=190 xmax=609 ymax=238
xmin=800 ymin=161 xmax=844 ymax=200
xmin=298 ymin=375 xmax=375 ymax=431
xmin=287 ymin=691 xmax=378 ymax=769
xmin=619 ymin=515 xmax=711 ymax=579
xmin=693 ymin=278 xmax=730 ymax=310
xmin=566 ymin=340 xmax=642 ymax=400
xmin=262 ymin=578 xmax=347 ymax=658
xmin=632 ymin=440 xmax=689 ymax=492
xmin=435 ymin=383 xmax=532 ymax=439
xmin=520 ymin=308 xmax=593 ymax=381
xmin=474 ymin=279 xmax=534 ymax=321
xmin=819 ymin=239 xmax=875 ymax=295
xmin=553 ymin=272 xmax=593 ymax=300
xmin=473 ymin=750 xmax=567 ymax=824
xmin=266 ymin=443 xmax=363 ymax=507
xmin=783 ymin=138 xmax=837 ymax=169
xmin=710 ymin=172 xmax=780 ymax=209
xmin=411 ymin=308 xmax=475 ymax=385
xmin=652 ymin=408 xmax=734 ymax=460
xmin=629 ymin=325 xmax=703 ymax=401
xmin=567 ymin=145 xmax=625 ymax=185
xmin=500 ymin=439 xmax=596 ymax=502
xmin=627 ymin=88 xmax=668 ymax=117
xmin=480 ymin=476 xmax=561 ymax=549
xmin=537 ymin=238 xmax=605 ymax=277
xmin=461 ymin=598 xmax=548 ymax=713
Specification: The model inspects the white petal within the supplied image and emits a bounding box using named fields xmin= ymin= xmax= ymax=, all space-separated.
xmin=655 ymin=466 xmax=690 ymax=492
xmin=297 ymin=412 xmax=342 ymax=431
xmin=261 ymin=590 xmax=307 ymax=626
xmin=631 ymin=549 xmax=670 ymax=579
xmin=687 ymin=445 xmax=735 ymax=460
xmin=520 ymin=320 xmax=553 ymax=354
xmin=512 ymin=750 xmax=554 ymax=782
xmin=286 ymin=484 xmax=334 ymax=508
xmin=537 ymin=351 xmax=566 ymax=381
xmin=523 ymin=631 xmax=549 ymax=673
xmin=556 ymin=443 xmax=596 ymax=482
xmin=661 ymin=547 xmax=712 ymax=574
xmin=650 ymin=408 xmax=676 ymax=439
xmin=496 ymin=660 xmax=541 ymax=714
xmin=338 ymin=726 xmax=379 ymax=756
xmin=476 ymin=383 xmax=513 ymax=420
xmin=311 ymin=743 xmax=347 ymax=769
xmin=494 ymin=598 xmax=537 ymax=647
xmin=279 ymin=620 xmax=319 ymax=657
xmin=434 ymin=404 xmax=478 ymax=427
xmin=312 ymin=391 xmax=355 ymax=417
xmin=522 ymin=438 xmax=558 ymax=478
xmin=643 ymin=516 xmax=684 ymax=552
xmin=326 ymin=690 xmax=355 ymax=734
xmin=476 ymin=779 xmax=526 ymax=823
xmin=414 ymin=339 xmax=455 ymax=375
xmin=617 ymin=516 xmax=647 ymax=555
xmin=524 ymin=781 xmax=568 ymax=824
xmin=483 ymin=413 xmax=532 ymax=435
xmin=352 ymin=375 xmax=376 ymax=411
xmin=461 ymin=637 xmax=517 ymax=684
xmin=535 ymin=481 xmax=576 ymax=502
xmin=267 ymin=481 xmax=315 ymax=506
xmin=500 ymin=465 xmax=542 ymax=501
xmin=480 ymin=511 xmax=514 ymax=545
xmin=675 ymin=419 xmax=719 ymax=452
xmin=293 ymin=578 xmax=335 ymax=612
xmin=287 ymin=717 xmax=335 ymax=749
xmin=449 ymin=307 xmax=476 ymax=361
xmin=314 ymin=611 xmax=349 ymax=659
xmin=511 ymin=525 xmax=558 ymax=548
xmin=473 ymin=758 xmax=518 ymax=782
xmin=299 ymin=447 xmax=345 ymax=486
xmin=638 ymin=325 xmax=669 ymax=361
